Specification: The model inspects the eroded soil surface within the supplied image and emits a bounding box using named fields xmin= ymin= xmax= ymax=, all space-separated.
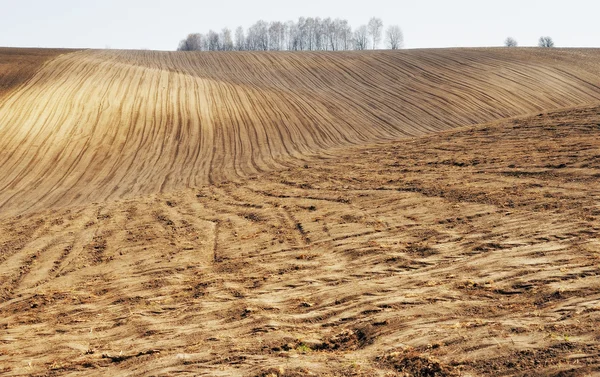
xmin=1 ymin=105 xmax=599 ymax=376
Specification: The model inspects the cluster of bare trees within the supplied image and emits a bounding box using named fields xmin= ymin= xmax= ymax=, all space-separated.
xmin=178 ymin=17 xmax=404 ymax=52
xmin=504 ymin=36 xmax=555 ymax=48
xmin=504 ymin=37 xmax=518 ymax=47
xmin=537 ymin=36 xmax=554 ymax=48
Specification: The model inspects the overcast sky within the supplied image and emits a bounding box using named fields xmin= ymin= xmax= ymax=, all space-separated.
xmin=0 ymin=0 xmax=598 ymax=50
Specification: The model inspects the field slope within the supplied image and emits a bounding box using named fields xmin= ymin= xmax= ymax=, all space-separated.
xmin=1 ymin=48 xmax=600 ymax=215
xmin=0 ymin=48 xmax=600 ymax=376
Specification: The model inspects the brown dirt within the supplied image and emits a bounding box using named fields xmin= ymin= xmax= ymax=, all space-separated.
xmin=1 ymin=48 xmax=600 ymax=376
xmin=1 ymin=104 xmax=599 ymax=376
xmin=0 ymin=48 xmax=74 ymax=98
xmin=2 ymin=48 xmax=600 ymax=216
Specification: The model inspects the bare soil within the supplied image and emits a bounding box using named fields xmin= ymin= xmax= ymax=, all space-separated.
xmin=1 ymin=48 xmax=600 ymax=216
xmin=0 ymin=48 xmax=599 ymax=376
xmin=1 ymin=105 xmax=599 ymax=376
xmin=0 ymin=47 xmax=73 ymax=97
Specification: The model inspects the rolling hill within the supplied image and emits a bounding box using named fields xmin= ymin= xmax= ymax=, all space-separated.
xmin=1 ymin=48 xmax=600 ymax=216
xmin=0 ymin=47 xmax=599 ymax=376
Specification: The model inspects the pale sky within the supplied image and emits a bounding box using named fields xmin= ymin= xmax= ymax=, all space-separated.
xmin=0 ymin=0 xmax=597 ymax=50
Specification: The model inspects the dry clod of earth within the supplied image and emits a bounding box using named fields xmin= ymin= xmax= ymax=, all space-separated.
xmin=0 ymin=47 xmax=600 ymax=376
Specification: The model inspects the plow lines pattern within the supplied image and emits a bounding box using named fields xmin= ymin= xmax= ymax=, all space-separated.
xmin=1 ymin=48 xmax=600 ymax=215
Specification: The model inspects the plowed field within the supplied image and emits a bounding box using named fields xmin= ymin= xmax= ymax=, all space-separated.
xmin=2 ymin=48 xmax=600 ymax=216
xmin=0 ymin=48 xmax=599 ymax=376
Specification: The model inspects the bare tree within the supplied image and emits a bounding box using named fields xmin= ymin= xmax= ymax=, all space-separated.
xmin=538 ymin=36 xmax=554 ymax=48
xmin=354 ymin=25 xmax=369 ymax=50
xmin=177 ymin=39 xmax=190 ymax=51
xmin=278 ymin=22 xmax=287 ymax=50
xmin=234 ymin=26 xmax=245 ymax=51
xmin=245 ymin=28 xmax=256 ymax=50
xmin=385 ymin=25 xmax=404 ymax=49
xmin=504 ymin=37 xmax=518 ymax=47
xmin=247 ymin=21 xmax=269 ymax=51
xmin=506 ymin=37 xmax=517 ymax=47
xmin=339 ymin=20 xmax=353 ymax=51
xmin=305 ymin=17 xmax=316 ymax=50
xmin=367 ymin=17 xmax=384 ymax=49
xmin=245 ymin=24 xmax=257 ymax=51
xmin=177 ymin=33 xmax=204 ymax=51
xmin=323 ymin=18 xmax=335 ymax=51
xmin=269 ymin=21 xmax=285 ymax=51
xmin=285 ymin=20 xmax=297 ymax=50
xmin=190 ymin=33 xmax=205 ymax=51
xmin=297 ymin=17 xmax=307 ymax=50
xmin=220 ymin=28 xmax=234 ymax=51
xmin=207 ymin=30 xmax=220 ymax=51
xmin=255 ymin=20 xmax=269 ymax=50
xmin=314 ymin=17 xmax=325 ymax=51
